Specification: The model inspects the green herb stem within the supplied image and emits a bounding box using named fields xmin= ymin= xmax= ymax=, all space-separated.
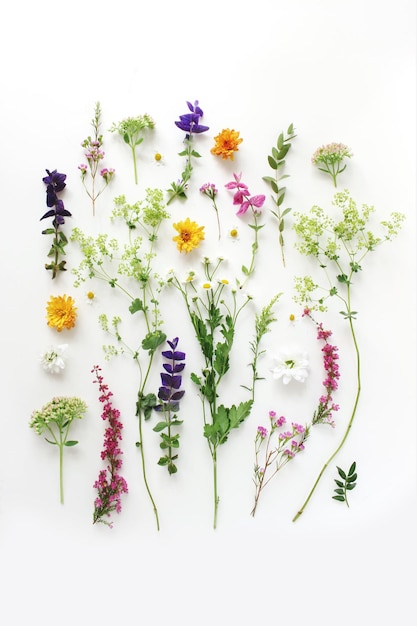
xmin=293 ymin=287 xmax=361 ymax=522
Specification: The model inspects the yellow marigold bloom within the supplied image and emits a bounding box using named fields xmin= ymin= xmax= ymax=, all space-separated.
xmin=46 ymin=294 xmax=77 ymax=332
xmin=211 ymin=128 xmax=243 ymax=160
xmin=172 ymin=218 xmax=205 ymax=253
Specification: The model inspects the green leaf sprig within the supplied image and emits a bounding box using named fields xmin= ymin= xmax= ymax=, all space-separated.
xmin=263 ymin=124 xmax=296 ymax=267
xmin=333 ymin=462 xmax=357 ymax=506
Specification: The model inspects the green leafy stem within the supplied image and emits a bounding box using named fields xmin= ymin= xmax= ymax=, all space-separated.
xmin=333 ymin=461 xmax=357 ymax=506
xmin=263 ymin=123 xmax=296 ymax=268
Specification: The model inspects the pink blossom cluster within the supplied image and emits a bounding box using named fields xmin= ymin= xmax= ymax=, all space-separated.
xmin=92 ymin=365 xmax=128 ymax=527
xmin=252 ymin=409 xmax=309 ymax=515
xmin=225 ymin=172 xmax=265 ymax=216
xmin=303 ymin=309 xmax=340 ymax=427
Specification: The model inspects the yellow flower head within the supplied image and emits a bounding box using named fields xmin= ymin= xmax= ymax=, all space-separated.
xmin=46 ymin=294 xmax=77 ymax=332
xmin=172 ymin=218 xmax=205 ymax=254
xmin=211 ymin=128 xmax=243 ymax=160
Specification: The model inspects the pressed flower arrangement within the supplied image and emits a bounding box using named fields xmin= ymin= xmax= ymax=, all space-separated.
xmin=30 ymin=94 xmax=407 ymax=531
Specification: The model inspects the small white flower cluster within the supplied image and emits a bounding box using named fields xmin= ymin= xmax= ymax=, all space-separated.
xmin=39 ymin=344 xmax=68 ymax=374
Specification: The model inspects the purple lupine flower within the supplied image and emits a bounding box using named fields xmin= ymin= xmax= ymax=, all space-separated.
xmin=153 ymin=338 xmax=186 ymax=474
xmin=40 ymin=169 xmax=72 ymax=226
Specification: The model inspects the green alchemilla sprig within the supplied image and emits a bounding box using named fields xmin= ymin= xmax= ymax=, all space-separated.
xmin=71 ymin=188 xmax=170 ymax=530
xmin=263 ymin=124 xmax=296 ymax=267
xmin=29 ymin=396 xmax=87 ymax=504
xmin=292 ymin=189 xmax=405 ymax=521
xmin=109 ymin=114 xmax=155 ymax=184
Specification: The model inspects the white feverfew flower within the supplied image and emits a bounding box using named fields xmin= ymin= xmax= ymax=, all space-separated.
xmin=40 ymin=344 xmax=69 ymax=374
xmin=270 ymin=348 xmax=309 ymax=384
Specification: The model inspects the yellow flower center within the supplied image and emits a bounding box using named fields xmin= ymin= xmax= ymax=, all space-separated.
xmin=289 ymin=313 xmax=295 ymax=321
xmin=87 ymin=291 xmax=95 ymax=300
xmin=203 ymin=283 xmax=211 ymax=289
xmin=219 ymin=279 xmax=229 ymax=285
xmin=230 ymin=228 xmax=238 ymax=238
xmin=154 ymin=152 xmax=162 ymax=162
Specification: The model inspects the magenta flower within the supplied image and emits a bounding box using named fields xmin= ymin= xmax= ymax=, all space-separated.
xmin=225 ymin=172 xmax=266 ymax=287
xmin=92 ymin=365 xmax=128 ymax=527
xmin=236 ymin=193 xmax=266 ymax=216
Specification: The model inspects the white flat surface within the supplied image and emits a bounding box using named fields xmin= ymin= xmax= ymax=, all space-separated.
xmin=0 ymin=1 xmax=415 ymax=623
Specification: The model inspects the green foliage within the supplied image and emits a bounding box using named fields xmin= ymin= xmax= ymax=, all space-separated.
xmin=109 ymin=114 xmax=155 ymax=184
xmin=332 ymin=462 xmax=358 ymax=507
xmin=204 ymin=400 xmax=253 ymax=447
xmin=263 ymin=123 xmax=296 ymax=267
xmin=167 ymin=138 xmax=202 ymax=204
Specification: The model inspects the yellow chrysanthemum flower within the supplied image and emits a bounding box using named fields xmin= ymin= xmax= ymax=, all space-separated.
xmin=46 ymin=294 xmax=77 ymax=332
xmin=172 ymin=218 xmax=205 ymax=254
xmin=210 ymin=128 xmax=243 ymax=160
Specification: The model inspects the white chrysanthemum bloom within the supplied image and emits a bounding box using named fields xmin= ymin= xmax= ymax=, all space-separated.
xmin=40 ymin=344 xmax=68 ymax=374
xmin=270 ymin=349 xmax=309 ymax=384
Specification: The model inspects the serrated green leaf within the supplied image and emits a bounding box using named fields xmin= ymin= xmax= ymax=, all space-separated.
xmin=129 ymin=298 xmax=144 ymax=314
xmin=142 ymin=330 xmax=166 ymax=352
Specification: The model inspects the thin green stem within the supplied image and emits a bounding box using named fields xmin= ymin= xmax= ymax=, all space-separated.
xmin=131 ymin=145 xmax=138 ymax=184
xmin=293 ymin=285 xmax=361 ymax=522
xmin=212 ymin=449 xmax=218 ymax=529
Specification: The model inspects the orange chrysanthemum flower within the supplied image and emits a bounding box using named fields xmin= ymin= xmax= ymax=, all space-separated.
xmin=46 ymin=294 xmax=77 ymax=332
xmin=211 ymin=128 xmax=243 ymax=160
xmin=172 ymin=218 xmax=205 ymax=254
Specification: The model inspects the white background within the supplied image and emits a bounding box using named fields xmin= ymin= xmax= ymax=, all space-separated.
xmin=1 ymin=1 xmax=416 ymax=624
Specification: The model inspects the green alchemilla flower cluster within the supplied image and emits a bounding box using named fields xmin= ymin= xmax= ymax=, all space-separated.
xmin=32 ymin=97 xmax=406 ymax=530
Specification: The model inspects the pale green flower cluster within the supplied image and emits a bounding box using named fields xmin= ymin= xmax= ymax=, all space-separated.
xmin=29 ymin=397 xmax=87 ymax=436
xmin=311 ymin=143 xmax=352 ymax=186
xmin=311 ymin=142 xmax=352 ymax=165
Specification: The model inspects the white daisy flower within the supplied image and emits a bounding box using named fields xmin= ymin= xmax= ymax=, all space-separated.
xmin=228 ymin=226 xmax=240 ymax=241
xmin=85 ymin=290 xmax=97 ymax=305
xmin=40 ymin=344 xmax=69 ymax=374
xmin=270 ymin=349 xmax=309 ymax=384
